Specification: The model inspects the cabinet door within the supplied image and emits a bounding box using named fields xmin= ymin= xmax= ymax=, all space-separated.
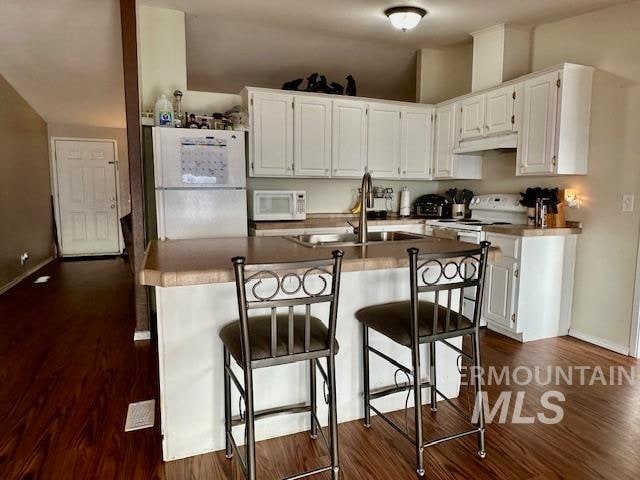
xmin=251 ymin=92 xmax=294 ymax=177
xmin=293 ymin=96 xmax=332 ymax=177
xmin=367 ymin=103 xmax=401 ymax=178
xmin=517 ymin=71 xmax=559 ymax=175
xmin=483 ymin=258 xmax=518 ymax=330
xmin=400 ymin=107 xmax=433 ymax=179
xmin=433 ymin=104 xmax=455 ymax=179
xmin=332 ymin=100 xmax=367 ymax=177
xmin=485 ymin=84 xmax=515 ymax=136
xmin=458 ymin=95 xmax=485 ymax=141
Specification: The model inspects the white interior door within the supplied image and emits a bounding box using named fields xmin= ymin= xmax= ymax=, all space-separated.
xmin=54 ymin=140 xmax=121 ymax=256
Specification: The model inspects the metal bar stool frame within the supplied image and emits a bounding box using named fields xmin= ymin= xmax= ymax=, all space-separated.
xmin=360 ymin=242 xmax=490 ymax=478
xmin=223 ymin=250 xmax=344 ymax=480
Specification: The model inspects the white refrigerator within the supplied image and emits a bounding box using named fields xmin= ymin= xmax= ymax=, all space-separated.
xmin=153 ymin=127 xmax=248 ymax=240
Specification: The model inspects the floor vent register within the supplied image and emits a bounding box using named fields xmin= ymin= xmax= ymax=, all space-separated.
xmin=125 ymin=399 xmax=155 ymax=432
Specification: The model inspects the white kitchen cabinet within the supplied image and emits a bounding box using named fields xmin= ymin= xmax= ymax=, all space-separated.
xmin=367 ymin=103 xmax=401 ymax=179
xmin=483 ymin=232 xmax=578 ymax=343
xmin=434 ymin=103 xmax=482 ymax=180
xmin=332 ymin=100 xmax=368 ymax=177
xmin=249 ymin=91 xmax=294 ymax=177
xmin=433 ymin=104 xmax=455 ymax=178
xmin=400 ymin=107 xmax=434 ymax=179
xmin=517 ymin=71 xmax=558 ymax=175
xmin=483 ymin=256 xmax=519 ymax=330
xmin=484 ymin=84 xmax=517 ymax=136
xmin=517 ymin=64 xmax=593 ymax=176
xmin=458 ymin=95 xmax=485 ymax=141
xmin=293 ymin=96 xmax=332 ymax=177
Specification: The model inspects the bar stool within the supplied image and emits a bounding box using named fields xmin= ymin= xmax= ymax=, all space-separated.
xmin=356 ymin=242 xmax=490 ymax=478
xmin=220 ymin=250 xmax=344 ymax=480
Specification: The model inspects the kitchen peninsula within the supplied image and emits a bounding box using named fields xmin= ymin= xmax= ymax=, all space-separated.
xmin=141 ymin=235 xmax=481 ymax=461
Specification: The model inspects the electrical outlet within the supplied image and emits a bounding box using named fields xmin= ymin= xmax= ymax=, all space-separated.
xmin=622 ymin=194 xmax=635 ymax=212
xmin=20 ymin=252 xmax=29 ymax=265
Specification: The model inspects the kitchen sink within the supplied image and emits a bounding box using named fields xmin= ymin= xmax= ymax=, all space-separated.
xmin=286 ymin=231 xmax=428 ymax=248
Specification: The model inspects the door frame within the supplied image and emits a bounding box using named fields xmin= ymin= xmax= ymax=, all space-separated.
xmin=50 ymin=137 xmax=124 ymax=256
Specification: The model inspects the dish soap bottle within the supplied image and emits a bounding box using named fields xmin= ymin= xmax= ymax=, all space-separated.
xmin=154 ymin=94 xmax=174 ymax=127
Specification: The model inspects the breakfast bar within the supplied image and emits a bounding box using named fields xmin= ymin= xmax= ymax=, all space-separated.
xmin=141 ymin=235 xmax=482 ymax=461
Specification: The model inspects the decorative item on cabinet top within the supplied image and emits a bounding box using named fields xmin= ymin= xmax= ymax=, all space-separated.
xmin=282 ymin=73 xmax=355 ymax=96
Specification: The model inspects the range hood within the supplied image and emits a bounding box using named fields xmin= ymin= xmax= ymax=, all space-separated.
xmin=453 ymin=134 xmax=518 ymax=154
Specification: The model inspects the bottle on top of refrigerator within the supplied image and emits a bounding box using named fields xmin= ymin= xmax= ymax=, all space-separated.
xmin=154 ymin=94 xmax=174 ymax=127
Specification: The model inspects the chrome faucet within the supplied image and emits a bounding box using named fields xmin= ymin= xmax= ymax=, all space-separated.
xmin=357 ymin=172 xmax=373 ymax=244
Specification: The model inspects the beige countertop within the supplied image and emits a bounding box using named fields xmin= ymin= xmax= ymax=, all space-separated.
xmin=249 ymin=214 xmax=425 ymax=230
xmin=483 ymin=221 xmax=582 ymax=237
xmin=140 ymin=235 xmax=480 ymax=287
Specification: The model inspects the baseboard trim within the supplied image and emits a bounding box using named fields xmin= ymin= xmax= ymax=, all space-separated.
xmin=0 ymin=257 xmax=55 ymax=295
xmin=568 ymin=328 xmax=630 ymax=356
xmin=134 ymin=330 xmax=151 ymax=341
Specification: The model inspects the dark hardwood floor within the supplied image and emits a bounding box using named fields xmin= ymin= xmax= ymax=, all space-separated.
xmin=1 ymin=258 xmax=639 ymax=479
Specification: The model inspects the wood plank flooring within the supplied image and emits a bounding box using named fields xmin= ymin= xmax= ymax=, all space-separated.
xmin=1 ymin=258 xmax=639 ymax=479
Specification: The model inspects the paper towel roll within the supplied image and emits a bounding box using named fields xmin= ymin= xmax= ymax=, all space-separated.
xmin=399 ymin=187 xmax=410 ymax=217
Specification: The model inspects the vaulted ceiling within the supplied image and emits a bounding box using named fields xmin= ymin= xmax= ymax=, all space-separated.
xmin=0 ymin=0 xmax=629 ymax=127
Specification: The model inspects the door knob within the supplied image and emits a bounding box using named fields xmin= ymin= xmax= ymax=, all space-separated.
xmin=110 ymin=204 xmax=116 ymax=209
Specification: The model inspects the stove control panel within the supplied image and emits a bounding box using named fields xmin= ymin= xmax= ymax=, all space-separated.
xmin=469 ymin=194 xmax=525 ymax=212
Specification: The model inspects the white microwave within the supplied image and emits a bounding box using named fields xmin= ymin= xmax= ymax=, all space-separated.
xmin=250 ymin=190 xmax=307 ymax=221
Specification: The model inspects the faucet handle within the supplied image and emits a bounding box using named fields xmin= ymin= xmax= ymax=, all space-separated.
xmin=346 ymin=220 xmax=358 ymax=234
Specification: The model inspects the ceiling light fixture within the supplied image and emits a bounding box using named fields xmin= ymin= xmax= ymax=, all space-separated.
xmin=385 ymin=6 xmax=427 ymax=31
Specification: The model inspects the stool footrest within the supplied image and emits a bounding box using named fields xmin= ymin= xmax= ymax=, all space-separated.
xmin=370 ymin=379 xmax=432 ymax=401
xmin=423 ymin=427 xmax=481 ymax=448
xmin=282 ymin=465 xmax=333 ymax=480
xmin=232 ymin=402 xmax=311 ymax=427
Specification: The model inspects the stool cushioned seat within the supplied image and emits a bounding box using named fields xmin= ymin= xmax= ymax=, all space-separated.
xmin=356 ymin=300 xmax=472 ymax=347
xmin=220 ymin=314 xmax=339 ymax=364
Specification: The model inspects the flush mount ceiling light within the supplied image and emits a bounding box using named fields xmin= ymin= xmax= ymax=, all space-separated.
xmin=385 ymin=6 xmax=427 ymax=31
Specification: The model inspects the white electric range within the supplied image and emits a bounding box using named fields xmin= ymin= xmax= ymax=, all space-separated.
xmin=426 ymin=194 xmax=527 ymax=244
xmin=425 ymin=194 xmax=527 ymax=326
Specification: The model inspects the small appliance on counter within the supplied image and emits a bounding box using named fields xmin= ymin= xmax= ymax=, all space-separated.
xmin=249 ymin=190 xmax=307 ymax=221
xmin=519 ymin=187 xmax=565 ymax=228
xmin=414 ymin=194 xmax=449 ymax=218
xmin=369 ymin=186 xmax=394 ymax=219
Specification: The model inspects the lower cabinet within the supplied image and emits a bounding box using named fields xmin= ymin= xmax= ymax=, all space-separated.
xmin=482 ymin=232 xmax=578 ymax=343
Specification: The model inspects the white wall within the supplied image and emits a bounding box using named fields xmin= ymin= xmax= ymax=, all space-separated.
xmin=442 ymin=0 xmax=640 ymax=349
xmin=417 ymin=43 xmax=473 ymax=104
xmin=137 ymin=6 xmax=240 ymax=115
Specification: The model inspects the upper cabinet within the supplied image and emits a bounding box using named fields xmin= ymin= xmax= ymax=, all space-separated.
xmin=293 ymin=96 xmax=332 ymax=177
xmin=250 ymin=92 xmax=294 ymax=177
xmin=243 ymin=63 xmax=593 ymax=181
xmin=400 ymin=106 xmax=434 ymax=179
xmin=433 ymin=104 xmax=455 ymax=178
xmin=367 ymin=103 xmax=401 ymax=179
xmin=332 ymin=100 xmax=368 ymax=177
xmin=243 ymin=87 xmax=433 ymax=180
xmin=434 ymin=103 xmax=482 ymax=180
xmin=517 ymin=64 xmax=593 ymax=176
xmin=459 ymin=95 xmax=486 ymax=141
xmin=485 ymin=84 xmax=519 ymax=137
